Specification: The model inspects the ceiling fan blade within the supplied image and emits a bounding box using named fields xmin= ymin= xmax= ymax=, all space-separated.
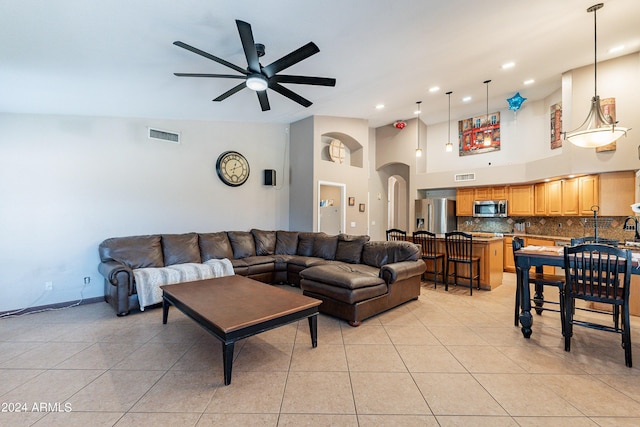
xmin=270 ymin=83 xmax=312 ymax=108
xmin=273 ymin=75 xmax=336 ymax=86
xmin=174 ymin=73 xmax=245 ymax=79
xmin=262 ymin=42 xmax=320 ymax=78
xmin=235 ymin=20 xmax=261 ymax=74
xmin=257 ymin=90 xmax=270 ymax=111
xmin=173 ymin=41 xmax=248 ymax=75
xmin=213 ymin=82 xmax=246 ymax=102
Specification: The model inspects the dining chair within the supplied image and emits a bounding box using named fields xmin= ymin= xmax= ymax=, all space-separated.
xmin=413 ymin=230 xmax=445 ymax=287
xmin=444 ymin=231 xmax=480 ymax=295
xmin=571 ymin=236 xmax=619 ymax=246
xmin=512 ymin=237 xmax=566 ymax=332
xmin=386 ymin=228 xmax=407 ymax=241
xmin=563 ymin=243 xmax=632 ymax=367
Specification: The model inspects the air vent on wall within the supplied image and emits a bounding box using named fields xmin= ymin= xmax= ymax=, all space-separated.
xmin=454 ymin=173 xmax=476 ymax=182
xmin=148 ymin=127 xmax=181 ymax=144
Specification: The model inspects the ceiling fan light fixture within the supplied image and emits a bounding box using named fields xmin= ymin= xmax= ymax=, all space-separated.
xmin=246 ymin=74 xmax=268 ymax=91
xmin=564 ymin=3 xmax=630 ymax=148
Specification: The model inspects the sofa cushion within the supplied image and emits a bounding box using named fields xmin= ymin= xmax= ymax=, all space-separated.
xmin=199 ymin=232 xmax=234 ymax=261
xmin=161 ymin=233 xmax=201 ymax=266
xmin=99 ymin=235 xmax=164 ymax=269
xmin=301 ymin=280 xmax=388 ymax=305
xmin=251 ymin=229 xmax=276 ymax=256
xmin=275 ymin=231 xmax=299 ymax=255
xmin=362 ymin=241 xmax=420 ymax=268
xmin=335 ymin=234 xmax=370 ymax=264
xmin=227 ymin=231 xmax=256 ymax=259
xmin=296 ymin=232 xmax=317 ymax=256
xmin=300 ymin=264 xmax=383 ymax=290
xmin=312 ymin=235 xmax=339 ymax=259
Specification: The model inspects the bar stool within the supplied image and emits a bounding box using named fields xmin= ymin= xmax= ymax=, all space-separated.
xmin=413 ymin=231 xmax=445 ymax=287
xmin=444 ymin=231 xmax=480 ymax=295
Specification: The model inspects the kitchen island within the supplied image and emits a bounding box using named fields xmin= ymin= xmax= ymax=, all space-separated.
xmin=427 ymin=233 xmax=503 ymax=290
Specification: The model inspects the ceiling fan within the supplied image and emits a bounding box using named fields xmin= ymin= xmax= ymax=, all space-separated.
xmin=173 ymin=19 xmax=336 ymax=111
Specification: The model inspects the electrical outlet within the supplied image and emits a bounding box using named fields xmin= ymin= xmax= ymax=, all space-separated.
xmin=44 ymin=281 xmax=53 ymax=291
xmin=84 ymin=276 xmax=91 ymax=285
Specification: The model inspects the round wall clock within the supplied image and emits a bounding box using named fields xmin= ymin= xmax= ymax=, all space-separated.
xmin=215 ymin=151 xmax=250 ymax=187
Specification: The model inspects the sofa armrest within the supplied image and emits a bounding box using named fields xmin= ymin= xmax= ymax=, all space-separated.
xmin=99 ymin=260 xmax=133 ymax=289
xmin=381 ymin=260 xmax=426 ymax=284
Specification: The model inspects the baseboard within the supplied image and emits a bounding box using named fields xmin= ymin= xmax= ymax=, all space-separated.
xmin=0 ymin=297 xmax=104 ymax=317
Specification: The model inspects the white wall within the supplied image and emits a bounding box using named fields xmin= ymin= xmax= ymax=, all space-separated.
xmin=0 ymin=113 xmax=289 ymax=312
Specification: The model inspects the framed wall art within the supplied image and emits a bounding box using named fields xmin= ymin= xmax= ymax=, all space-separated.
xmin=359 ymin=203 xmax=365 ymax=213
xmin=550 ymin=102 xmax=562 ymax=149
xmin=348 ymin=197 xmax=355 ymax=206
xmin=458 ymin=112 xmax=500 ymax=156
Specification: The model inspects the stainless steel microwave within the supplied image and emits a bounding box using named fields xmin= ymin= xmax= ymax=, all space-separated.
xmin=473 ymin=200 xmax=507 ymax=217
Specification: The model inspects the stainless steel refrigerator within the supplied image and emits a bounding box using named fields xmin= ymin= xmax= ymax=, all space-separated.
xmin=415 ymin=198 xmax=457 ymax=234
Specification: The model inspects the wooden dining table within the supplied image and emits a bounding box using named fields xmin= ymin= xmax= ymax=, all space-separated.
xmin=514 ymin=245 xmax=640 ymax=338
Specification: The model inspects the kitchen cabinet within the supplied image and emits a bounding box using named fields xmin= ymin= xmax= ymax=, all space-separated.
xmin=579 ymin=175 xmax=599 ymax=215
xmin=534 ymin=183 xmax=547 ymax=216
xmin=437 ymin=236 xmax=504 ymax=289
xmin=546 ymin=180 xmax=563 ymax=216
xmin=562 ymin=178 xmax=579 ymax=216
xmin=508 ymin=185 xmax=534 ymax=216
xmin=474 ymin=186 xmax=507 ymax=200
xmin=456 ymin=188 xmax=474 ymax=216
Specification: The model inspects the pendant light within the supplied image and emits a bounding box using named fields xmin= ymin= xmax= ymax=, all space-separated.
xmin=445 ymin=91 xmax=453 ymax=152
xmin=483 ymin=80 xmax=492 ymax=147
xmin=564 ymin=3 xmax=630 ymax=148
xmin=415 ymin=101 xmax=423 ymax=157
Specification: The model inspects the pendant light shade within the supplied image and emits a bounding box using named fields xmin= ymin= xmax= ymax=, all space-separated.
xmin=445 ymin=91 xmax=453 ymax=152
xmin=415 ymin=101 xmax=423 ymax=157
xmin=564 ymin=3 xmax=630 ymax=148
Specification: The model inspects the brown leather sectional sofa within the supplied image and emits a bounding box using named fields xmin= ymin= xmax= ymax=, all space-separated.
xmin=98 ymin=229 xmax=426 ymax=326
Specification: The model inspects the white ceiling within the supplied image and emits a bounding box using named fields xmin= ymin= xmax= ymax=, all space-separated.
xmin=1 ymin=0 xmax=639 ymax=128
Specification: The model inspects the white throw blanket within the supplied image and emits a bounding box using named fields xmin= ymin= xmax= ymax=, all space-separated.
xmin=133 ymin=259 xmax=234 ymax=310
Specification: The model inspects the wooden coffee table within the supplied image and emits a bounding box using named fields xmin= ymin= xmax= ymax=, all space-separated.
xmin=161 ymin=275 xmax=321 ymax=385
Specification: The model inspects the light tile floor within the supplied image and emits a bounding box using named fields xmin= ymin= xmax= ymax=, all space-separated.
xmin=1 ymin=273 xmax=639 ymax=426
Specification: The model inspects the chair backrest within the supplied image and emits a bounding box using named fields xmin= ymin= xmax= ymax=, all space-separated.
xmin=571 ymin=236 xmax=619 ymax=247
xmin=563 ymin=243 xmax=631 ymax=303
xmin=445 ymin=231 xmax=473 ymax=259
xmin=413 ymin=230 xmax=438 ymax=257
xmin=386 ymin=228 xmax=407 ymax=241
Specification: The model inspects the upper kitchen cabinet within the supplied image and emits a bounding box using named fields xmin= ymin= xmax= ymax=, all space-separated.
xmin=578 ymin=175 xmax=599 ymax=215
xmin=508 ymin=185 xmax=534 ymax=216
xmin=562 ymin=178 xmax=579 ymax=216
xmin=456 ymin=188 xmax=474 ymax=216
xmin=475 ymin=186 xmax=507 ymax=200
xmin=534 ymin=183 xmax=547 ymax=216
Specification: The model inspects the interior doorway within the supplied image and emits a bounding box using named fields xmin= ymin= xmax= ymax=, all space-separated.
xmin=387 ymin=175 xmax=408 ymax=231
xmin=318 ymin=181 xmax=346 ymax=234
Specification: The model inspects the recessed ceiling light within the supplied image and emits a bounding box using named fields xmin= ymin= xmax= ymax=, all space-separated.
xmin=523 ymin=79 xmax=535 ymax=85
xmin=502 ymin=62 xmax=515 ymax=69
xmin=462 ymin=96 xmax=472 ymax=102
xmin=609 ymin=45 xmax=624 ymax=53
xmin=429 ymin=86 xmax=440 ymax=93
xmin=375 ymin=104 xmax=385 ymax=110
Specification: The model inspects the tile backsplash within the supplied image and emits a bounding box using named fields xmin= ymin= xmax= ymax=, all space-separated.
xmin=457 ymin=216 xmax=637 ymax=242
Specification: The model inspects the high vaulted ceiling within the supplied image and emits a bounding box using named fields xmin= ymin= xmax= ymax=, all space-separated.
xmin=1 ymin=0 xmax=639 ymax=128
